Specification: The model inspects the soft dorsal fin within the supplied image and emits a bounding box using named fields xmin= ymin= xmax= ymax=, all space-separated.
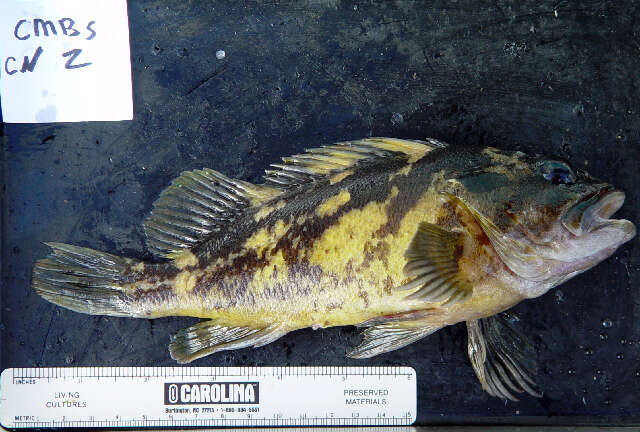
xmin=263 ymin=137 xmax=446 ymax=188
xmin=143 ymin=168 xmax=282 ymax=257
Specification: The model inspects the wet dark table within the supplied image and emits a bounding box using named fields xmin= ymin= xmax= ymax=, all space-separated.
xmin=1 ymin=0 xmax=639 ymax=426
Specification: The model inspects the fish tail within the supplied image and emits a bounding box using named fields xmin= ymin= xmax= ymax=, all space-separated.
xmin=32 ymin=242 xmax=140 ymax=317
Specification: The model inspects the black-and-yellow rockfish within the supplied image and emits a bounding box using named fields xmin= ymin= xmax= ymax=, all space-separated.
xmin=32 ymin=138 xmax=635 ymax=400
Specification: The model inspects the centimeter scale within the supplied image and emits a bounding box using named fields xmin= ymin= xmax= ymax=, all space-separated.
xmin=0 ymin=366 xmax=416 ymax=428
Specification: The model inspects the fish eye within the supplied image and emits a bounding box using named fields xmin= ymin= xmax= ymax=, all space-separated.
xmin=540 ymin=160 xmax=576 ymax=185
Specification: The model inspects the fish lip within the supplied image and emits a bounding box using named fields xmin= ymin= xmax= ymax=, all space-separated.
xmin=562 ymin=188 xmax=629 ymax=236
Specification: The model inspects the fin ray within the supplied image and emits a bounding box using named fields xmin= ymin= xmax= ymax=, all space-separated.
xmin=169 ymin=321 xmax=288 ymax=363
xmin=263 ymin=138 xmax=446 ymax=188
xmin=347 ymin=319 xmax=442 ymax=359
xmin=143 ymin=168 xmax=282 ymax=257
xmin=32 ymin=243 xmax=137 ymax=317
xmin=145 ymin=138 xmax=447 ymax=258
xmin=466 ymin=314 xmax=540 ymax=401
xmin=397 ymin=222 xmax=472 ymax=306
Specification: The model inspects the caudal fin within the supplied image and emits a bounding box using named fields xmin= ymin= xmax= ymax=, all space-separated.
xmin=32 ymin=242 xmax=138 ymax=317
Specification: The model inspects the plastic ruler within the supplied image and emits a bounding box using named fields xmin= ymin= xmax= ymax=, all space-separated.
xmin=0 ymin=366 xmax=416 ymax=428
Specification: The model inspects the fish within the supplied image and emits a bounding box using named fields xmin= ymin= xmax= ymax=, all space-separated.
xmin=32 ymin=137 xmax=635 ymax=400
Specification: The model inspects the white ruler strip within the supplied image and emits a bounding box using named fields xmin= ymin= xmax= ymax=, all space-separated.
xmin=0 ymin=367 xmax=416 ymax=428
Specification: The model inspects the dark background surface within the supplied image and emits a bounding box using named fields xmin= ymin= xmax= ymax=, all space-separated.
xmin=1 ymin=0 xmax=639 ymax=425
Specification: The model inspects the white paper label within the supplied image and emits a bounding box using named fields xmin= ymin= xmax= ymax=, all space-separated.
xmin=0 ymin=0 xmax=133 ymax=123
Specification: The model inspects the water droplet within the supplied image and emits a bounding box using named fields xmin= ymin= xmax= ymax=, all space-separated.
xmin=582 ymin=388 xmax=589 ymax=394
xmin=620 ymin=338 xmax=627 ymax=345
xmin=216 ymin=50 xmax=226 ymax=60
xmin=600 ymin=333 xmax=609 ymax=341
xmin=555 ymin=290 xmax=564 ymax=303
xmin=568 ymin=368 xmax=576 ymax=375
xmin=584 ymin=348 xmax=593 ymax=356
xmin=65 ymin=355 xmax=74 ymax=364
xmin=391 ymin=112 xmax=404 ymax=125
xmin=601 ymin=319 xmax=613 ymax=328
xmin=603 ymin=399 xmax=612 ymax=406
xmin=605 ymin=385 xmax=611 ymax=392
xmin=635 ymin=370 xmax=640 ymax=377
xmin=616 ymin=352 xmax=624 ymax=360
xmin=596 ymin=369 xmax=604 ymax=375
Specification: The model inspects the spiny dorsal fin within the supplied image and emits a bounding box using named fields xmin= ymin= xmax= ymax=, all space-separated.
xmin=395 ymin=222 xmax=473 ymax=306
xmin=169 ymin=320 xmax=288 ymax=363
xmin=143 ymin=168 xmax=282 ymax=257
xmin=263 ymin=137 xmax=446 ymax=188
xmin=466 ymin=314 xmax=540 ymax=401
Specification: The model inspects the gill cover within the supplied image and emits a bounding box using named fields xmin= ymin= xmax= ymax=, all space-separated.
xmin=447 ymin=195 xmax=552 ymax=283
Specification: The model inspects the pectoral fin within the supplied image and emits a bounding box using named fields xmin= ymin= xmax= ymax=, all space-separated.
xmin=466 ymin=313 xmax=540 ymax=401
xmin=396 ymin=222 xmax=472 ymax=306
xmin=347 ymin=319 xmax=442 ymax=359
xmin=169 ymin=321 xmax=288 ymax=363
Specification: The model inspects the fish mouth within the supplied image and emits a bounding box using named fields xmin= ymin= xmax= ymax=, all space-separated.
xmin=562 ymin=188 xmax=635 ymax=239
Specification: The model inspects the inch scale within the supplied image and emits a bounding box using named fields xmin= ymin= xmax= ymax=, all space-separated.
xmin=0 ymin=366 xmax=416 ymax=428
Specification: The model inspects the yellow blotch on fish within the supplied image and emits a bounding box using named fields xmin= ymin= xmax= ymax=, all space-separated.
xmin=249 ymin=249 xmax=289 ymax=295
xmin=174 ymin=270 xmax=202 ymax=298
xmin=169 ymin=250 xmax=199 ymax=269
xmin=329 ymin=170 xmax=354 ymax=184
xmin=253 ymin=199 xmax=286 ymax=222
xmin=132 ymin=261 xmax=145 ymax=272
xmin=316 ymin=189 xmax=351 ymax=217
xmin=389 ymin=164 xmax=412 ymax=181
xmin=309 ymin=186 xmax=398 ymax=277
xmin=254 ymin=205 xmax=275 ymax=222
xmin=243 ymin=219 xmax=291 ymax=259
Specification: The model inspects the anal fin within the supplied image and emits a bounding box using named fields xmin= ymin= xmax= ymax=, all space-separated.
xmin=467 ymin=313 xmax=540 ymax=401
xmin=169 ymin=320 xmax=288 ymax=363
xmin=347 ymin=319 xmax=442 ymax=359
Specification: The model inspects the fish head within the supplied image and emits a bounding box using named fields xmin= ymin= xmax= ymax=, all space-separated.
xmin=449 ymin=147 xmax=636 ymax=297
